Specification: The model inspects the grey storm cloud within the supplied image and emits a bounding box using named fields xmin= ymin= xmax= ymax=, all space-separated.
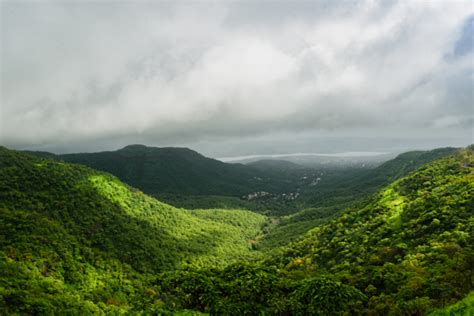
xmin=1 ymin=0 xmax=473 ymax=153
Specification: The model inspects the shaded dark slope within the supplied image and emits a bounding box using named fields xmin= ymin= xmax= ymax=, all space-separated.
xmin=60 ymin=145 xmax=251 ymax=195
xmin=56 ymin=145 xmax=298 ymax=197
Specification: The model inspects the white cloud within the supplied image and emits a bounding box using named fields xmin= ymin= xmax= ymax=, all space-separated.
xmin=1 ymin=0 xmax=473 ymax=149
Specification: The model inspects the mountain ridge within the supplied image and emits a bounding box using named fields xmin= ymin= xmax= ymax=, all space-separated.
xmin=23 ymin=145 xmax=459 ymax=215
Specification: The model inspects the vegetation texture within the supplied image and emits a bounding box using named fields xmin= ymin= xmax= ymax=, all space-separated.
xmin=0 ymin=147 xmax=265 ymax=313
xmin=1 ymin=145 xmax=472 ymax=314
xmin=279 ymin=147 xmax=474 ymax=314
xmin=26 ymin=145 xmax=456 ymax=217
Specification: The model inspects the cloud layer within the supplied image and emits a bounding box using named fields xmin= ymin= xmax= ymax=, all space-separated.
xmin=1 ymin=1 xmax=473 ymax=152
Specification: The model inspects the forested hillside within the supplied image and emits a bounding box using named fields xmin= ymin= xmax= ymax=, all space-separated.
xmin=27 ymin=145 xmax=311 ymax=214
xmin=26 ymin=146 xmax=456 ymax=217
xmin=150 ymin=147 xmax=473 ymax=315
xmin=1 ymin=146 xmax=472 ymax=314
xmin=52 ymin=144 xmax=295 ymax=196
xmin=254 ymin=147 xmax=461 ymax=248
xmin=278 ymin=147 xmax=474 ymax=314
xmin=0 ymin=147 xmax=266 ymax=313
xmin=300 ymin=147 xmax=458 ymax=209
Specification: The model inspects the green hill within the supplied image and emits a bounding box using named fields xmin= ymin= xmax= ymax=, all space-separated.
xmin=54 ymin=144 xmax=291 ymax=197
xmin=28 ymin=145 xmax=311 ymax=214
xmin=0 ymin=147 xmax=266 ymax=313
xmin=277 ymin=147 xmax=474 ymax=314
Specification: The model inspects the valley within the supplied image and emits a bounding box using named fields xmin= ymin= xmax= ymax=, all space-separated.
xmin=1 ymin=144 xmax=472 ymax=314
xmin=3 ymin=2 xmax=472 ymax=314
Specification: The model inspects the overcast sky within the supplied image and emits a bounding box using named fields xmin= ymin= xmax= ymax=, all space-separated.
xmin=1 ymin=1 xmax=473 ymax=156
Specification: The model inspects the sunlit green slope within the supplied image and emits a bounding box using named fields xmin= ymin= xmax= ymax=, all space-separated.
xmin=429 ymin=290 xmax=474 ymax=316
xmin=278 ymin=147 xmax=474 ymax=314
xmin=255 ymin=148 xmax=459 ymax=250
xmin=0 ymin=147 xmax=266 ymax=271
xmin=0 ymin=147 xmax=266 ymax=312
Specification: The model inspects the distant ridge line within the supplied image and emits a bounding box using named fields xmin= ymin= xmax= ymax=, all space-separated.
xmin=217 ymin=151 xmax=389 ymax=162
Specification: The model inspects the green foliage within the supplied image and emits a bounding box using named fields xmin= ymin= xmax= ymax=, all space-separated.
xmin=190 ymin=209 xmax=266 ymax=240
xmin=0 ymin=147 xmax=267 ymax=272
xmin=155 ymin=193 xmax=257 ymax=210
xmin=289 ymin=276 xmax=366 ymax=315
xmin=0 ymin=147 xmax=267 ymax=314
xmin=279 ymin=148 xmax=474 ymax=314
xmin=429 ymin=291 xmax=474 ymax=316
xmin=157 ymin=263 xmax=365 ymax=315
xmin=0 ymin=208 xmax=153 ymax=314
xmin=3 ymin=145 xmax=472 ymax=314
xmin=26 ymin=145 xmax=456 ymax=217
xmin=256 ymin=207 xmax=339 ymax=250
xmin=51 ymin=144 xmax=300 ymax=197
xmin=302 ymin=147 xmax=458 ymax=208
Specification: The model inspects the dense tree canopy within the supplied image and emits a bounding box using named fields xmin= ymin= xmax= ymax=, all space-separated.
xmin=1 ymin=146 xmax=472 ymax=314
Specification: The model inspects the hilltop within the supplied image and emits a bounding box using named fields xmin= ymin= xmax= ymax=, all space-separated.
xmin=0 ymin=147 xmax=267 ymax=313
xmin=27 ymin=145 xmax=305 ymax=211
xmin=57 ymin=144 xmax=259 ymax=196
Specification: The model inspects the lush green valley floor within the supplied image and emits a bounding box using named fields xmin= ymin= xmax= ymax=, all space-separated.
xmin=1 ymin=146 xmax=473 ymax=314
